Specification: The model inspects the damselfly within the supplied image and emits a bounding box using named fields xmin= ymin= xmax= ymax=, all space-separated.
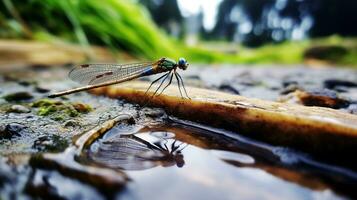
xmin=48 ymin=57 xmax=190 ymax=98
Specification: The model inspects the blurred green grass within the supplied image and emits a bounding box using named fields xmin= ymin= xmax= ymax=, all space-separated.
xmin=0 ymin=0 xmax=356 ymax=66
xmin=184 ymin=36 xmax=357 ymax=66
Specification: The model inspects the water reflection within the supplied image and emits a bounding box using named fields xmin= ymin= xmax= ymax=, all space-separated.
xmin=89 ymin=133 xmax=187 ymax=170
xmin=84 ymin=122 xmax=353 ymax=200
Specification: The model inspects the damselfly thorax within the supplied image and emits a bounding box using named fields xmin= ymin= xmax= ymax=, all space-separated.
xmin=48 ymin=58 xmax=190 ymax=98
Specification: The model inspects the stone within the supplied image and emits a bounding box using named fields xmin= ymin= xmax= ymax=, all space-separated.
xmin=35 ymin=87 xmax=50 ymax=93
xmin=3 ymin=92 xmax=33 ymax=102
xmin=279 ymin=88 xmax=350 ymax=109
xmin=0 ymin=123 xmax=27 ymax=139
xmin=324 ymin=79 xmax=357 ymax=89
xmin=218 ymin=84 xmax=240 ymax=94
xmin=8 ymin=105 xmax=31 ymax=113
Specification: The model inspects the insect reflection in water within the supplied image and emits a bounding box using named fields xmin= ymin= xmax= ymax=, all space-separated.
xmin=89 ymin=132 xmax=188 ymax=170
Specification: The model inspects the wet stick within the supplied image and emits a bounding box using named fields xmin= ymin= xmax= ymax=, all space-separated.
xmin=90 ymin=81 xmax=357 ymax=168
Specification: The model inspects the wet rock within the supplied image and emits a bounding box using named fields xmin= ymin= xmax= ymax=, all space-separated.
xmin=279 ymin=89 xmax=350 ymax=109
xmin=237 ymin=79 xmax=258 ymax=86
xmin=218 ymin=84 xmax=240 ymax=95
xmin=280 ymin=84 xmax=301 ymax=95
xmin=142 ymin=107 xmax=166 ymax=118
xmin=63 ymin=120 xmax=80 ymax=127
xmin=0 ymin=125 xmax=5 ymax=138
xmin=186 ymin=75 xmax=201 ymax=80
xmin=18 ymin=80 xmax=38 ymax=87
xmin=3 ymin=92 xmax=34 ymax=102
xmin=33 ymin=135 xmax=68 ymax=153
xmin=0 ymin=123 xmax=27 ymax=139
xmin=264 ymin=79 xmax=281 ymax=91
xmin=72 ymin=103 xmax=93 ymax=113
xmin=8 ymin=105 xmax=31 ymax=113
xmin=127 ymin=116 xmax=136 ymax=125
xmin=35 ymin=87 xmax=50 ymax=93
xmin=347 ymin=104 xmax=357 ymax=115
xmin=31 ymin=99 xmax=93 ymax=120
xmin=324 ymin=79 xmax=357 ymax=89
xmin=282 ymin=80 xmax=298 ymax=88
xmin=332 ymin=86 xmax=349 ymax=93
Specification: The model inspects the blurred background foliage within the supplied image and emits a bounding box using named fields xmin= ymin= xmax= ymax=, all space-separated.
xmin=0 ymin=0 xmax=356 ymax=65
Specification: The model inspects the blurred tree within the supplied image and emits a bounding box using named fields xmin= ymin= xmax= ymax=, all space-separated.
xmin=208 ymin=0 xmax=357 ymax=46
xmin=308 ymin=0 xmax=357 ymax=37
xmin=140 ymin=0 xmax=183 ymax=37
xmin=210 ymin=0 xmax=274 ymax=46
xmin=209 ymin=0 xmax=237 ymax=41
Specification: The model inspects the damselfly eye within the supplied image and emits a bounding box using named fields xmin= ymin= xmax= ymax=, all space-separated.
xmin=178 ymin=58 xmax=188 ymax=70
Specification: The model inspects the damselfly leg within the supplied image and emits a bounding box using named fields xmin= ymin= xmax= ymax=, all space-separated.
xmin=145 ymin=71 xmax=171 ymax=95
xmin=151 ymin=71 xmax=171 ymax=97
xmin=158 ymin=72 xmax=174 ymax=96
xmin=175 ymin=72 xmax=190 ymax=99
xmin=174 ymin=73 xmax=184 ymax=98
xmin=145 ymin=71 xmax=189 ymax=99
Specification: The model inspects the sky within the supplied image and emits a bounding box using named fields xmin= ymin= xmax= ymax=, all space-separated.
xmin=177 ymin=0 xmax=223 ymax=31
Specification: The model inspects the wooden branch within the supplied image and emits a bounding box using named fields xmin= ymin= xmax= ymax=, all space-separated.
xmin=90 ymin=81 xmax=357 ymax=167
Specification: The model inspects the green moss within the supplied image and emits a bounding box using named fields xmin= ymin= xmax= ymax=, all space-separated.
xmin=31 ymin=99 xmax=92 ymax=121
xmin=37 ymin=105 xmax=57 ymax=116
xmin=52 ymin=115 xmax=65 ymax=121
xmin=32 ymin=98 xmax=63 ymax=108
xmin=65 ymin=107 xmax=79 ymax=117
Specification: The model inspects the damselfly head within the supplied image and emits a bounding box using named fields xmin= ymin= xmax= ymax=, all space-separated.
xmin=175 ymin=153 xmax=185 ymax=168
xmin=178 ymin=58 xmax=188 ymax=70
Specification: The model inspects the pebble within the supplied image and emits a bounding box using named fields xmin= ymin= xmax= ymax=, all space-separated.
xmin=280 ymin=88 xmax=350 ymax=109
xmin=8 ymin=105 xmax=31 ymax=113
xmin=347 ymin=104 xmax=357 ymax=114
xmin=33 ymin=136 xmax=53 ymax=151
xmin=0 ymin=123 xmax=27 ymax=139
xmin=280 ymin=84 xmax=301 ymax=95
xmin=63 ymin=120 xmax=80 ymax=127
xmin=218 ymin=84 xmax=240 ymax=95
xmin=186 ymin=75 xmax=201 ymax=80
xmin=142 ymin=108 xmax=166 ymax=118
xmin=324 ymin=79 xmax=357 ymax=89
xmin=18 ymin=80 xmax=36 ymax=87
xmin=282 ymin=80 xmax=298 ymax=88
xmin=35 ymin=86 xmax=50 ymax=93
xmin=3 ymin=92 xmax=33 ymax=102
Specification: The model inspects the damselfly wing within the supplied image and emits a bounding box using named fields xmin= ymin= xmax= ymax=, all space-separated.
xmin=69 ymin=61 xmax=154 ymax=85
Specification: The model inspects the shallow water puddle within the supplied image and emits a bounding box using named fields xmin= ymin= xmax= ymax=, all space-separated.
xmin=81 ymin=120 xmax=351 ymax=200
